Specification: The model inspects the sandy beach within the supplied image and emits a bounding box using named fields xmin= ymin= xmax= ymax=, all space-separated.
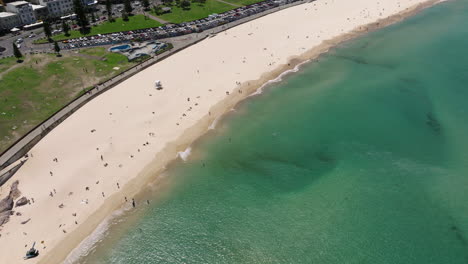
xmin=0 ymin=0 xmax=440 ymax=263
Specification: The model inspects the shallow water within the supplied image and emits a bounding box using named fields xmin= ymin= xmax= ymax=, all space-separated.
xmin=80 ymin=1 xmax=468 ymax=263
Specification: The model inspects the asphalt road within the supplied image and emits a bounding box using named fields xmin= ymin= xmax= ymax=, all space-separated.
xmin=0 ymin=4 xmax=161 ymax=57
xmin=0 ymin=28 xmax=53 ymax=58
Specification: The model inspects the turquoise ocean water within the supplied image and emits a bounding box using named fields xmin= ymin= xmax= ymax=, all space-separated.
xmin=80 ymin=1 xmax=468 ymax=263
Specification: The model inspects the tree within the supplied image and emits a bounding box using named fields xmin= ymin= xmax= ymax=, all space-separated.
xmin=43 ymin=20 xmax=52 ymax=42
xmin=180 ymin=0 xmax=190 ymax=10
xmin=62 ymin=21 xmax=70 ymax=36
xmin=106 ymin=0 xmax=114 ymax=22
xmin=124 ymin=0 xmax=133 ymax=15
xmin=122 ymin=11 xmax=129 ymax=21
xmin=12 ymin=42 xmax=22 ymax=62
xmin=153 ymin=5 xmax=162 ymax=15
xmin=73 ymin=0 xmax=89 ymax=34
xmin=53 ymin=41 xmax=61 ymax=56
xmin=142 ymin=0 xmax=150 ymax=10
xmin=162 ymin=0 xmax=173 ymax=5
xmin=90 ymin=9 xmax=96 ymax=23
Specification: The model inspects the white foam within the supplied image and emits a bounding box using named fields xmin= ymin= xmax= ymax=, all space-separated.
xmin=177 ymin=147 xmax=192 ymax=161
xmin=64 ymin=56 xmax=318 ymax=264
xmin=248 ymin=59 xmax=311 ymax=97
xmin=63 ymin=207 xmax=129 ymax=264
xmin=208 ymin=116 xmax=221 ymax=130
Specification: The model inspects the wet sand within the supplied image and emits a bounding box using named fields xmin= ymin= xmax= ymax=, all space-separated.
xmin=0 ymin=0 xmax=440 ymax=263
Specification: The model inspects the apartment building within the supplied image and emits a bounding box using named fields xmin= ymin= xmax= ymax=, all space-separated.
xmin=31 ymin=4 xmax=48 ymax=20
xmin=0 ymin=11 xmax=21 ymax=30
xmin=5 ymin=1 xmax=36 ymax=25
xmin=31 ymin=0 xmax=73 ymax=18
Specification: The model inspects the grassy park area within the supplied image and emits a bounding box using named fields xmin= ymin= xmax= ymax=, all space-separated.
xmin=0 ymin=48 xmax=136 ymax=152
xmin=0 ymin=57 xmax=18 ymax=73
xmin=35 ymin=15 xmax=162 ymax=43
xmin=154 ymin=0 xmax=234 ymax=23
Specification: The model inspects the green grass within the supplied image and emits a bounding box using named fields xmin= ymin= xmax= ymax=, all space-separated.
xmin=0 ymin=57 xmax=18 ymax=73
xmin=0 ymin=48 xmax=135 ymax=152
xmin=78 ymin=47 xmax=110 ymax=57
xmin=222 ymin=0 xmax=265 ymax=5
xmin=35 ymin=15 xmax=163 ymax=43
xmin=154 ymin=0 xmax=234 ymax=23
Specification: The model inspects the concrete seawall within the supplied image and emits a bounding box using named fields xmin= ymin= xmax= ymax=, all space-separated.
xmin=0 ymin=0 xmax=308 ymax=185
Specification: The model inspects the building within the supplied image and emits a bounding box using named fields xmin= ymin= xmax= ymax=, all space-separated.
xmin=161 ymin=7 xmax=171 ymax=13
xmin=1 ymin=0 xmax=21 ymax=5
xmin=5 ymin=1 xmax=36 ymax=25
xmin=31 ymin=4 xmax=48 ymax=20
xmin=0 ymin=11 xmax=21 ymax=30
xmin=82 ymin=0 xmax=97 ymax=6
xmin=31 ymin=0 xmax=73 ymax=18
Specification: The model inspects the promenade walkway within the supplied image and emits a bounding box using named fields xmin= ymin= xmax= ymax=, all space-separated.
xmin=144 ymin=12 xmax=170 ymax=24
xmin=214 ymin=0 xmax=242 ymax=7
xmin=0 ymin=0 xmax=307 ymax=182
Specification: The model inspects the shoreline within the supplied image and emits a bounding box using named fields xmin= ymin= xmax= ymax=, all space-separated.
xmin=0 ymin=0 xmax=443 ymax=263
xmin=0 ymin=0 xmax=310 ymax=172
xmin=64 ymin=0 xmax=441 ymax=262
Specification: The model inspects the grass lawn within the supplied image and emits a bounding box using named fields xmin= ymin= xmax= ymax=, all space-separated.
xmin=35 ymin=15 xmax=163 ymax=43
xmin=154 ymin=0 xmax=234 ymax=23
xmin=0 ymin=57 xmax=17 ymax=73
xmin=222 ymin=0 xmax=265 ymax=6
xmin=0 ymin=48 xmax=136 ymax=152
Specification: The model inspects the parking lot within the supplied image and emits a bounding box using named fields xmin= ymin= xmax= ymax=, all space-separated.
xmin=61 ymin=0 xmax=301 ymax=49
xmin=0 ymin=0 xmax=304 ymax=57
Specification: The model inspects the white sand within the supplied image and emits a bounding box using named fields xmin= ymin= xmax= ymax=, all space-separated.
xmin=0 ymin=0 xmax=439 ymax=263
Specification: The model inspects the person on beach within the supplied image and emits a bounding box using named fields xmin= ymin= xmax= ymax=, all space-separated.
xmin=132 ymin=199 xmax=136 ymax=208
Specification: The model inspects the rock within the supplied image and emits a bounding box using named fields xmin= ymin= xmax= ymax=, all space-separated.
xmin=0 ymin=211 xmax=10 ymax=226
xmin=0 ymin=197 xmax=13 ymax=213
xmin=16 ymin=212 xmax=22 ymax=216
xmin=9 ymin=180 xmax=21 ymax=200
xmin=15 ymin=197 xmax=29 ymax=207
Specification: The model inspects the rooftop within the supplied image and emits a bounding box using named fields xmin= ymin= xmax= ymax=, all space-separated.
xmin=31 ymin=4 xmax=47 ymax=10
xmin=0 ymin=12 xmax=18 ymax=18
xmin=7 ymin=1 xmax=30 ymax=7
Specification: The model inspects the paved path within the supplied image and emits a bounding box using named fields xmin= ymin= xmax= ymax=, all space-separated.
xmin=214 ymin=0 xmax=242 ymax=7
xmin=144 ymin=12 xmax=169 ymax=24
xmin=0 ymin=0 xmax=308 ymax=174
